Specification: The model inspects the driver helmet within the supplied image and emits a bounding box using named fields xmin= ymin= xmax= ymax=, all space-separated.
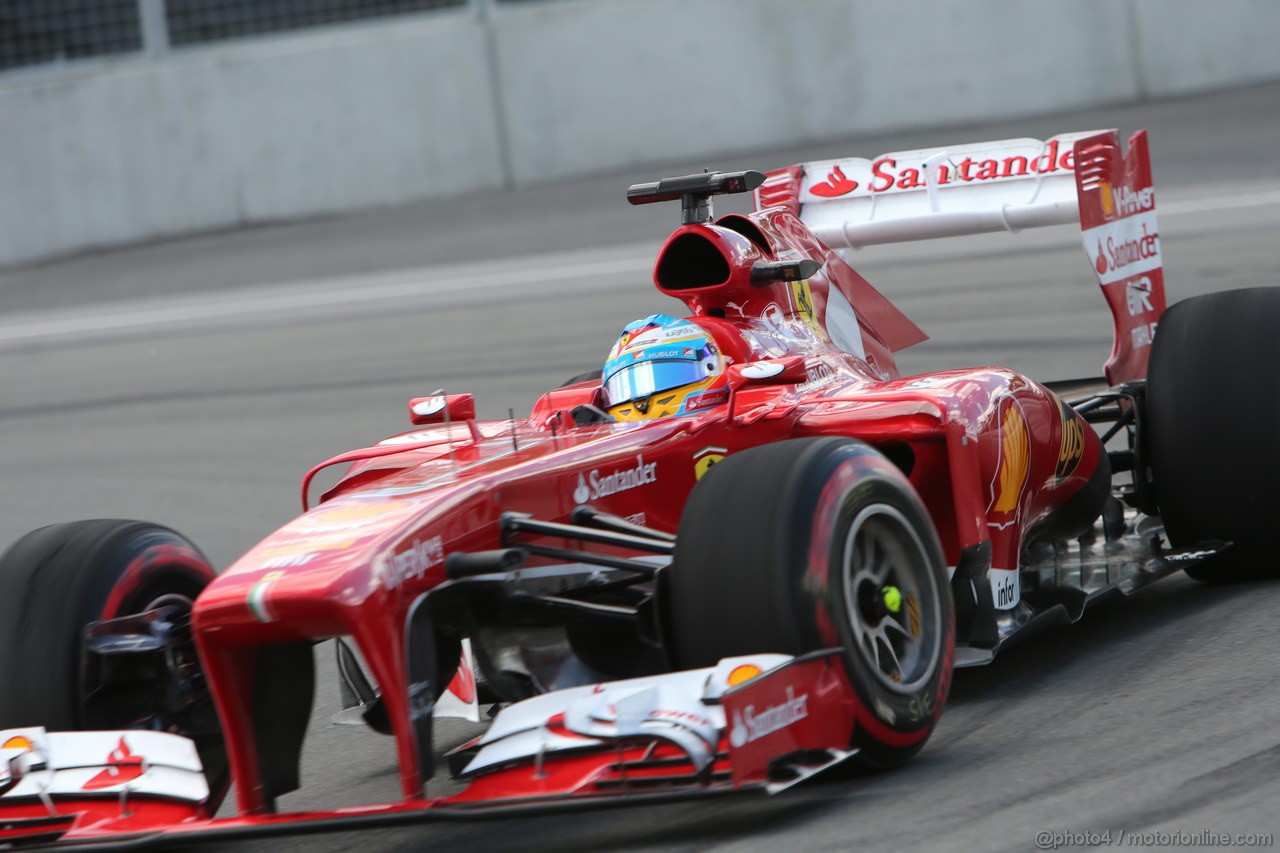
xmin=601 ymin=314 xmax=729 ymax=422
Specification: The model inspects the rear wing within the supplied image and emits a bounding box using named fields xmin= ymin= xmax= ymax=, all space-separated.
xmin=755 ymin=130 xmax=1165 ymax=384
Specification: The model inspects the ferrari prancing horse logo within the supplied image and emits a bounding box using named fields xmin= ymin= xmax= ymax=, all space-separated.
xmin=693 ymin=446 xmax=727 ymax=481
xmin=790 ymin=280 xmax=823 ymax=337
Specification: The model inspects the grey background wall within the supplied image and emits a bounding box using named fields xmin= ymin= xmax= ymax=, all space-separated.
xmin=2 ymin=0 xmax=1278 ymax=269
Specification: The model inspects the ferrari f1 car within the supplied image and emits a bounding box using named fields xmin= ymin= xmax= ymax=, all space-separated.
xmin=3 ymin=128 xmax=1278 ymax=848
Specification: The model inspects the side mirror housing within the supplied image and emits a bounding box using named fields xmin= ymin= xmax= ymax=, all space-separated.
xmin=728 ymin=357 xmax=808 ymax=386
xmin=408 ymin=393 xmax=476 ymax=426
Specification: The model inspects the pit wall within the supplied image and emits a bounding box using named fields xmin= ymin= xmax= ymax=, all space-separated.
xmin=2 ymin=0 xmax=1276 ymax=268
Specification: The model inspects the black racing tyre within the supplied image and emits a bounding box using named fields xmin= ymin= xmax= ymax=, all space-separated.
xmin=0 ymin=520 xmax=227 ymax=801
xmin=670 ymin=438 xmax=955 ymax=769
xmin=1147 ymin=287 xmax=1280 ymax=582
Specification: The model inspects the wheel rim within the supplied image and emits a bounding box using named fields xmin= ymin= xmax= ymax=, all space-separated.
xmin=841 ymin=503 xmax=942 ymax=694
xmin=82 ymin=588 xmax=207 ymax=732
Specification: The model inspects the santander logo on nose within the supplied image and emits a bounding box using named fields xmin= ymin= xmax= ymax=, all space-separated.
xmin=573 ymin=456 xmax=658 ymax=504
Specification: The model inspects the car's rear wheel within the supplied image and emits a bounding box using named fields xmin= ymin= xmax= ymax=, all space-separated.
xmin=0 ymin=520 xmax=228 ymax=803
xmin=670 ymin=437 xmax=954 ymax=769
xmin=1147 ymin=287 xmax=1280 ymax=582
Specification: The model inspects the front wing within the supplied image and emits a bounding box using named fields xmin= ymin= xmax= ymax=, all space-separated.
xmin=1 ymin=651 xmax=858 ymax=849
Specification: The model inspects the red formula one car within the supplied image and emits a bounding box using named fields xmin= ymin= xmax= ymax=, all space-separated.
xmin=3 ymin=129 xmax=1278 ymax=848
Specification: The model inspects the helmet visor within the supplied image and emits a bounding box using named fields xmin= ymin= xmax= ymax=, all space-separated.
xmin=602 ymin=359 xmax=713 ymax=407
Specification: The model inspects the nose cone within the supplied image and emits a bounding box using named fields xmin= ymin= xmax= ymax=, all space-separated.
xmin=194 ymin=498 xmax=422 ymax=642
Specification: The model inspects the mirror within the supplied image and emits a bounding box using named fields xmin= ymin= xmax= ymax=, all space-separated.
xmin=408 ymin=393 xmax=476 ymax=425
xmin=728 ymin=357 xmax=808 ymax=386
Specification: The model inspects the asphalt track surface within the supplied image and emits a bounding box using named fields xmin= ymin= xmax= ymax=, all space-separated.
xmin=4 ymin=84 xmax=1280 ymax=852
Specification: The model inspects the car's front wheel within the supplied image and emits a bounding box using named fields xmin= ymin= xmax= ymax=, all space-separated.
xmin=669 ymin=437 xmax=955 ymax=768
xmin=0 ymin=520 xmax=227 ymax=804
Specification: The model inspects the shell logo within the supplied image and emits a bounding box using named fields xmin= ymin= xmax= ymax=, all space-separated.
xmin=989 ymin=401 xmax=1030 ymax=519
xmin=308 ymin=502 xmax=401 ymax=523
xmin=292 ymin=501 xmax=403 ymax=533
xmin=1099 ymin=179 xmax=1115 ymax=218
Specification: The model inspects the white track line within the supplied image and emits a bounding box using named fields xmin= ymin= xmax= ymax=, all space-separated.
xmin=0 ymin=254 xmax=652 ymax=346
xmin=1159 ymin=187 xmax=1280 ymax=215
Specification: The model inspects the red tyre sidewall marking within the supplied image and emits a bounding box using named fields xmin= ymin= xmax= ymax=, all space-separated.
xmin=99 ymin=544 xmax=216 ymax=620
xmin=806 ymin=447 xmax=953 ymax=748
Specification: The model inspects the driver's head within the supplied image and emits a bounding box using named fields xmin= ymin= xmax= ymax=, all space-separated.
xmin=601 ymin=314 xmax=729 ymax=422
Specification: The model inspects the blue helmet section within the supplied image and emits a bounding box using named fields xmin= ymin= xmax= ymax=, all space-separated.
xmin=601 ymin=315 xmax=723 ymax=412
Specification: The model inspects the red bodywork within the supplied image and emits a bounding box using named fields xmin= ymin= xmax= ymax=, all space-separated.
xmin=189 ymin=201 xmax=1107 ymax=816
xmin=0 ymin=131 xmax=1174 ymax=850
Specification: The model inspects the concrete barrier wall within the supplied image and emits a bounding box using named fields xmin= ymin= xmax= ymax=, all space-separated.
xmin=0 ymin=10 xmax=503 ymax=267
xmin=1132 ymin=0 xmax=1280 ymax=97
xmin=2 ymin=0 xmax=1279 ymax=269
xmin=492 ymin=0 xmax=1140 ymax=184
